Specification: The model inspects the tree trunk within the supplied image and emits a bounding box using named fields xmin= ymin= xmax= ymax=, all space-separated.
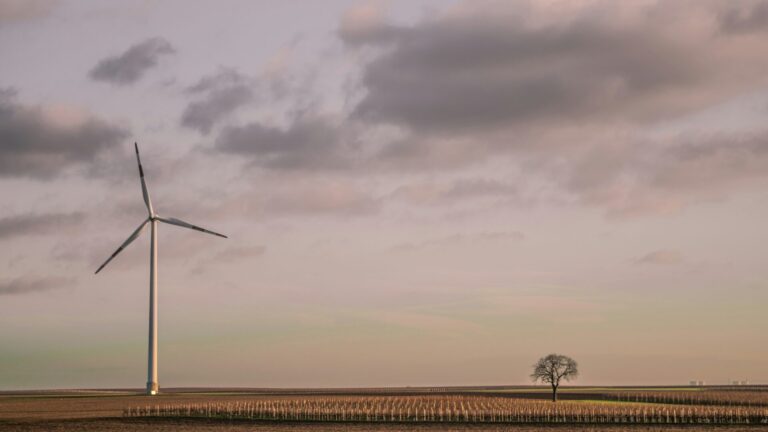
xmin=552 ymin=384 xmax=558 ymax=402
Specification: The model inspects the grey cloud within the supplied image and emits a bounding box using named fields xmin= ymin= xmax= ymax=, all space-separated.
xmin=211 ymin=245 xmax=266 ymax=263
xmin=208 ymin=1 xmax=768 ymax=219
xmin=349 ymin=9 xmax=699 ymax=133
xmin=390 ymin=178 xmax=516 ymax=206
xmin=186 ymin=68 xmax=245 ymax=93
xmin=182 ymin=87 xmax=253 ymax=134
xmin=181 ymin=69 xmax=256 ymax=134
xmin=329 ymin=0 xmax=768 ymax=219
xmin=373 ymin=135 xmax=496 ymax=172
xmin=635 ymin=249 xmax=683 ymax=265
xmin=89 ymin=37 xmax=175 ymax=85
xmin=651 ymin=133 xmax=768 ymax=191
xmin=0 ymin=276 xmax=75 ymax=296
xmin=565 ymin=130 xmax=768 ymax=217
xmin=346 ymin=1 xmax=768 ymax=137
xmin=0 ymin=89 xmax=129 ymax=179
xmin=337 ymin=1 xmax=768 ymax=216
xmin=0 ymin=212 xmax=82 ymax=239
xmin=215 ymin=116 xmax=351 ymax=171
xmin=444 ymin=178 xmax=516 ymax=200
xmin=719 ymin=1 xmax=768 ymax=34
xmin=339 ymin=23 xmax=399 ymax=46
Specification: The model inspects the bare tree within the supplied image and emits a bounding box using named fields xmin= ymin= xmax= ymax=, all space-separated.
xmin=530 ymin=354 xmax=578 ymax=402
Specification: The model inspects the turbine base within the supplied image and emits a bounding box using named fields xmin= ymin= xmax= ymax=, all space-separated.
xmin=146 ymin=382 xmax=159 ymax=395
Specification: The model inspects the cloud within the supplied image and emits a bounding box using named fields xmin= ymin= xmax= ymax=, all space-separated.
xmin=0 ymin=89 xmax=129 ymax=179
xmin=565 ymin=130 xmax=768 ymax=218
xmin=0 ymin=212 xmax=82 ymax=239
xmin=718 ymin=1 xmax=768 ymax=34
xmin=215 ymin=115 xmax=352 ymax=171
xmin=146 ymin=0 xmax=768 ymax=223
xmin=650 ymin=132 xmax=768 ymax=192
xmin=0 ymin=0 xmax=56 ymax=24
xmin=347 ymin=1 xmax=727 ymax=134
xmin=635 ymin=249 xmax=684 ymax=265
xmin=333 ymin=1 xmax=768 ymax=216
xmin=372 ymin=134 xmax=503 ymax=172
xmin=199 ymin=177 xmax=381 ymax=220
xmin=0 ymin=276 xmax=75 ymax=296
xmin=89 ymin=37 xmax=175 ymax=85
xmin=210 ymin=245 xmax=266 ymax=264
xmin=390 ymin=178 xmax=516 ymax=206
xmin=181 ymin=69 xmax=256 ymax=134
xmin=266 ymin=181 xmax=379 ymax=216
xmin=340 ymin=1 xmax=768 ymax=148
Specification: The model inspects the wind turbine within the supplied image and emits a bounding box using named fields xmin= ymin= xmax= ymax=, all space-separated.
xmin=95 ymin=142 xmax=227 ymax=395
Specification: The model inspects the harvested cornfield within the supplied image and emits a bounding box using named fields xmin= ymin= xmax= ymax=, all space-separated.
xmin=607 ymin=391 xmax=768 ymax=407
xmin=125 ymin=395 xmax=768 ymax=424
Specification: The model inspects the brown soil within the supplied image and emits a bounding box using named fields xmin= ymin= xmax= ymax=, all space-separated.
xmin=1 ymin=391 xmax=764 ymax=432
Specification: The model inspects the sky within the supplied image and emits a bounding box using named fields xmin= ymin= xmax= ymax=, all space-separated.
xmin=1 ymin=0 xmax=767 ymax=390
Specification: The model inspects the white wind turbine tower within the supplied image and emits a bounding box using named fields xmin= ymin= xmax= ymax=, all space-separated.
xmin=95 ymin=142 xmax=227 ymax=395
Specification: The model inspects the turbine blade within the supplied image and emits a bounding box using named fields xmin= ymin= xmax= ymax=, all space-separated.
xmin=94 ymin=219 xmax=150 ymax=274
xmin=157 ymin=216 xmax=227 ymax=239
xmin=135 ymin=142 xmax=154 ymax=216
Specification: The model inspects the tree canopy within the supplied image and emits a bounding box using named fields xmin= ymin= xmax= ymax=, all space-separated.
xmin=531 ymin=354 xmax=578 ymax=401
